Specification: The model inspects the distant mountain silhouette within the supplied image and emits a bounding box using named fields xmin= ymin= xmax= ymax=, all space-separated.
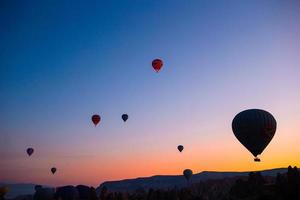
xmin=1 ymin=168 xmax=288 ymax=198
xmin=96 ymin=168 xmax=287 ymax=193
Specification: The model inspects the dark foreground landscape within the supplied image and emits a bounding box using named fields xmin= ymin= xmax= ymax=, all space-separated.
xmin=1 ymin=166 xmax=300 ymax=200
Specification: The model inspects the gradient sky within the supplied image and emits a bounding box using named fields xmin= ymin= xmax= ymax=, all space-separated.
xmin=1 ymin=0 xmax=300 ymax=187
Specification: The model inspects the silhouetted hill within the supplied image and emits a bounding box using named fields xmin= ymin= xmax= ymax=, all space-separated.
xmin=0 ymin=168 xmax=288 ymax=199
xmin=97 ymin=168 xmax=287 ymax=193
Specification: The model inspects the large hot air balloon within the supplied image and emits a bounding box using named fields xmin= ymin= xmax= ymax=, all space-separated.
xmin=152 ymin=59 xmax=163 ymax=72
xmin=183 ymin=169 xmax=193 ymax=181
xmin=232 ymin=109 xmax=277 ymax=162
xmin=91 ymin=115 xmax=101 ymax=126
xmin=51 ymin=167 xmax=57 ymax=174
xmin=26 ymin=147 xmax=34 ymax=156
xmin=122 ymin=114 xmax=128 ymax=122
xmin=177 ymin=145 xmax=184 ymax=152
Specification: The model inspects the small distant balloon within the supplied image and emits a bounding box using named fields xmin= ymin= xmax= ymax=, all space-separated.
xmin=232 ymin=109 xmax=277 ymax=162
xmin=183 ymin=169 xmax=193 ymax=181
xmin=91 ymin=115 xmax=101 ymax=126
xmin=152 ymin=59 xmax=163 ymax=73
xmin=122 ymin=114 xmax=128 ymax=122
xmin=51 ymin=167 xmax=57 ymax=174
xmin=26 ymin=148 xmax=34 ymax=156
xmin=177 ymin=145 xmax=184 ymax=152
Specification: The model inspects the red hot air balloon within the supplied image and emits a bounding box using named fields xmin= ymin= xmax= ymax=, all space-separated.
xmin=91 ymin=115 xmax=101 ymax=126
xmin=26 ymin=148 xmax=34 ymax=156
xmin=51 ymin=167 xmax=57 ymax=174
xmin=152 ymin=59 xmax=163 ymax=72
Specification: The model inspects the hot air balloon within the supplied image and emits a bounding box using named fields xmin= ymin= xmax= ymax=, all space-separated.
xmin=232 ymin=109 xmax=277 ymax=162
xmin=122 ymin=114 xmax=128 ymax=122
xmin=183 ymin=169 xmax=193 ymax=181
xmin=152 ymin=59 xmax=163 ymax=72
xmin=51 ymin=167 xmax=57 ymax=174
xmin=177 ymin=145 xmax=184 ymax=152
xmin=26 ymin=147 xmax=34 ymax=156
xmin=91 ymin=115 xmax=101 ymax=126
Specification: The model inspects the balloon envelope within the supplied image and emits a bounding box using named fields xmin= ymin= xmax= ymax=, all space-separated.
xmin=152 ymin=59 xmax=163 ymax=72
xmin=51 ymin=167 xmax=57 ymax=174
xmin=183 ymin=169 xmax=193 ymax=181
xmin=26 ymin=148 xmax=34 ymax=156
xmin=122 ymin=114 xmax=128 ymax=122
xmin=91 ymin=115 xmax=101 ymax=126
xmin=232 ymin=109 xmax=276 ymax=159
xmin=177 ymin=145 xmax=184 ymax=152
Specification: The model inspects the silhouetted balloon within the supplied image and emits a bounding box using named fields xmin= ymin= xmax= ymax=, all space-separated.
xmin=122 ymin=114 xmax=128 ymax=122
xmin=177 ymin=145 xmax=184 ymax=152
xmin=51 ymin=167 xmax=57 ymax=174
xmin=183 ymin=169 xmax=193 ymax=181
xmin=152 ymin=59 xmax=163 ymax=72
xmin=91 ymin=115 xmax=101 ymax=126
xmin=26 ymin=147 xmax=34 ymax=156
xmin=232 ymin=109 xmax=276 ymax=161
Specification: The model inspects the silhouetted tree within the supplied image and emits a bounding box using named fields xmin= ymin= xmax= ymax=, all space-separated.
xmin=99 ymin=186 xmax=108 ymax=200
xmin=90 ymin=187 xmax=98 ymax=200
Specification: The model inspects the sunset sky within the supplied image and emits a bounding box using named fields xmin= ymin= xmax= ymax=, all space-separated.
xmin=1 ymin=0 xmax=300 ymax=187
